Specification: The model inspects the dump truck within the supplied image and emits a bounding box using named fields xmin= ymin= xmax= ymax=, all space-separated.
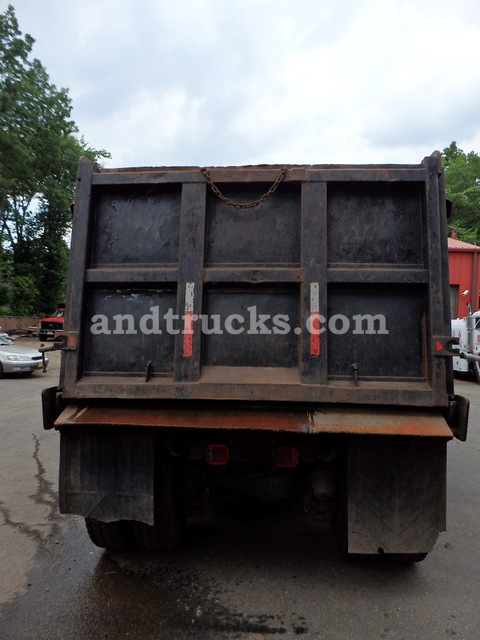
xmin=41 ymin=153 xmax=468 ymax=561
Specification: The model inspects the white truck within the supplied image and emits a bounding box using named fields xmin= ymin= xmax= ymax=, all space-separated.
xmin=451 ymin=300 xmax=480 ymax=382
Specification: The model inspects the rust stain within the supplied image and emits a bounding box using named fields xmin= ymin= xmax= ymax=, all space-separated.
xmin=56 ymin=404 xmax=310 ymax=432
xmin=309 ymin=407 xmax=452 ymax=437
xmin=55 ymin=404 xmax=452 ymax=438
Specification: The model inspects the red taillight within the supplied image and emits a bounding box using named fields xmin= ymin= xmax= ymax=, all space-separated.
xmin=274 ymin=446 xmax=299 ymax=468
xmin=205 ymin=444 xmax=229 ymax=466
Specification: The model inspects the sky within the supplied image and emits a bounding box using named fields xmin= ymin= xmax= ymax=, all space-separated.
xmin=4 ymin=0 xmax=480 ymax=168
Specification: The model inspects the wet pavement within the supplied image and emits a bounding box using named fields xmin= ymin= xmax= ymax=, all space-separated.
xmin=0 ymin=341 xmax=479 ymax=639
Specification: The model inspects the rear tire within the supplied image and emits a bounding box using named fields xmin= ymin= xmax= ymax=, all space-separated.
xmin=132 ymin=520 xmax=168 ymax=551
xmin=85 ymin=518 xmax=135 ymax=550
xmin=133 ymin=450 xmax=185 ymax=551
xmin=332 ymin=446 xmax=348 ymax=558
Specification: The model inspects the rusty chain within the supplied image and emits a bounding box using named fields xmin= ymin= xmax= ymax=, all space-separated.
xmin=200 ymin=166 xmax=288 ymax=209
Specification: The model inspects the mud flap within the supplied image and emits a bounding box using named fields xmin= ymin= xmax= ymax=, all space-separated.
xmin=41 ymin=386 xmax=66 ymax=430
xmin=444 ymin=394 xmax=469 ymax=442
xmin=347 ymin=436 xmax=447 ymax=555
xmin=59 ymin=427 xmax=155 ymax=524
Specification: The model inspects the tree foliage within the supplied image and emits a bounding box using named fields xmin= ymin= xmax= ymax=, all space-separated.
xmin=442 ymin=141 xmax=480 ymax=244
xmin=0 ymin=5 xmax=109 ymax=315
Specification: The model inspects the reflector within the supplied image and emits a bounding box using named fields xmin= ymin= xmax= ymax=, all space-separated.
xmin=205 ymin=444 xmax=229 ymax=466
xmin=274 ymin=446 xmax=299 ymax=468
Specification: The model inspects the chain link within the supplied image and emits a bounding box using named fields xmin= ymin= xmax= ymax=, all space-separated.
xmin=200 ymin=166 xmax=288 ymax=209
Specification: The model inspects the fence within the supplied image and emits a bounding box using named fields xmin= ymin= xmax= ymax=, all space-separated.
xmin=0 ymin=316 xmax=39 ymax=334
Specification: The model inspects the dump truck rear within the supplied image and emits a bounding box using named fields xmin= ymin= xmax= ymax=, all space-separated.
xmin=42 ymin=153 xmax=468 ymax=560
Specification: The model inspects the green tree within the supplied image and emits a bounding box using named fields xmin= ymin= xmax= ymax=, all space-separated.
xmin=0 ymin=5 xmax=109 ymax=315
xmin=442 ymin=141 xmax=480 ymax=243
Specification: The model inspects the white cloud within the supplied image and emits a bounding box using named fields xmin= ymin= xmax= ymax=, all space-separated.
xmin=87 ymin=87 xmax=209 ymax=166
xmin=6 ymin=0 xmax=480 ymax=167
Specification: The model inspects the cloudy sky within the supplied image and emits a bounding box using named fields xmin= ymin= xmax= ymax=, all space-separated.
xmin=5 ymin=0 xmax=480 ymax=168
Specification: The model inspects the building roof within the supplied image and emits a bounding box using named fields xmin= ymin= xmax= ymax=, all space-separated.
xmin=448 ymin=237 xmax=480 ymax=253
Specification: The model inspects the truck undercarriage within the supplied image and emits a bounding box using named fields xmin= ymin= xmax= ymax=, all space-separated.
xmin=46 ymin=399 xmax=455 ymax=561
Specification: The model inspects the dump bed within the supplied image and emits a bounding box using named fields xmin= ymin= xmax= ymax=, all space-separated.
xmin=62 ymin=154 xmax=452 ymax=407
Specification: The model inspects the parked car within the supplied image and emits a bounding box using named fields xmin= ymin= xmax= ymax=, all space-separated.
xmin=0 ymin=327 xmax=17 ymax=340
xmin=0 ymin=335 xmax=48 ymax=376
xmin=37 ymin=304 xmax=65 ymax=341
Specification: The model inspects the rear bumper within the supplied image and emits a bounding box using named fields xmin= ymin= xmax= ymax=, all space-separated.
xmin=53 ymin=402 xmax=454 ymax=438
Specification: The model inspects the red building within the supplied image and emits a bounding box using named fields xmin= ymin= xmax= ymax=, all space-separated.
xmin=448 ymin=236 xmax=480 ymax=318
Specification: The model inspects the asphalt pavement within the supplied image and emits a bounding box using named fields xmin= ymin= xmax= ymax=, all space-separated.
xmin=0 ymin=339 xmax=479 ymax=639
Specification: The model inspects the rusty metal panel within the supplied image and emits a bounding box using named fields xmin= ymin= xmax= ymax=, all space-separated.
xmin=61 ymin=154 xmax=453 ymax=409
xmin=55 ymin=404 xmax=453 ymax=438
xmin=308 ymin=407 xmax=452 ymax=437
